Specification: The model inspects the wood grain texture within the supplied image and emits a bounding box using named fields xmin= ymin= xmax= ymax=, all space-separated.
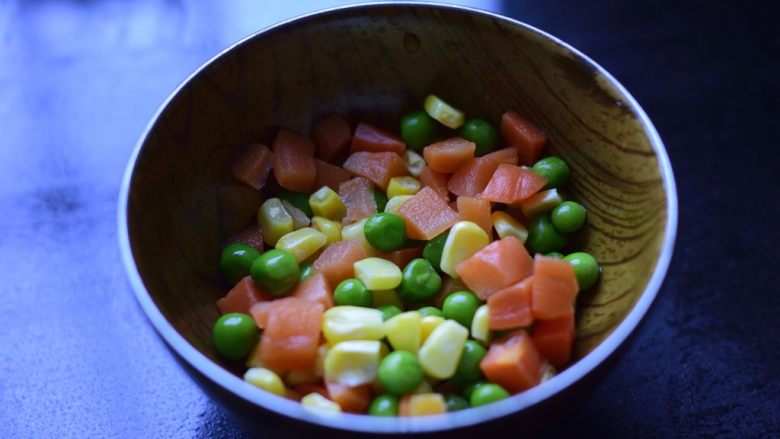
xmin=126 ymin=5 xmax=668 ymax=366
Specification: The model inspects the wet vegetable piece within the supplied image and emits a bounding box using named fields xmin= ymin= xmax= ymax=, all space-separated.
xmin=312 ymin=114 xmax=351 ymax=161
xmin=220 ymin=243 xmax=261 ymax=285
xmin=445 ymin=394 xmax=469 ymax=411
xmin=526 ymin=214 xmax=567 ymax=254
xmin=551 ymin=201 xmax=586 ymax=233
xmin=343 ymin=151 xmax=407 ymax=190
xmin=442 ymin=291 xmax=481 ymax=327
xmin=456 ymin=196 xmax=492 ymax=236
xmin=351 ymin=122 xmax=406 ymax=155
xmin=479 ymin=331 xmax=542 ymax=393
xmin=532 ymin=156 xmax=570 ymax=189
xmin=250 ymin=249 xmax=300 ymax=297
xmin=501 ymin=111 xmax=546 ymax=166
xmin=217 ymin=276 xmax=273 ymax=315
xmin=373 ymin=188 xmax=388 ymax=213
xmin=447 ymin=157 xmax=501 ymax=198
xmin=483 ymin=147 xmax=518 ymax=165
xmin=481 ymin=163 xmax=547 ymax=204
xmin=423 ymin=230 xmax=449 ymax=271
xmin=378 ymin=351 xmax=424 ymax=395
xmin=398 ymin=258 xmax=442 ymax=303
xmin=378 ymin=304 xmax=402 ymax=321
xmin=313 ymin=159 xmax=352 ymax=192
xmin=272 ymin=129 xmax=316 ymax=192
xmin=401 ymin=110 xmax=437 ymax=152
xmin=423 ymin=137 xmax=476 ymax=173
xmin=213 ymin=313 xmax=259 ymax=360
xmin=369 ymin=394 xmax=400 ymax=416
xmin=564 ymin=252 xmax=600 ymax=290
xmin=417 ymin=306 xmax=443 ymax=318
xmin=230 ymin=142 xmax=274 ymax=190
xmin=313 ymin=239 xmax=367 ymax=286
xmin=469 ymin=383 xmax=510 ymax=407
xmin=334 ymin=278 xmax=372 ymax=307
xmin=278 ymin=189 xmax=314 ymax=218
xmin=290 ymin=272 xmax=334 ymax=310
xmin=326 ymin=382 xmax=372 ymax=413
xmin=339 ymin=177 xmax=378 ymax=224
xmin=298 ymin=261 xmax=314 ymax=282
xmin=260 ymin=297 xmax=324 ymax=371
xmin=258 ymin=198 xmax=294 ymax=247
xmin=424 ymin=94 xmax=465 ymax=129
xmin=396 ymin=186 xmax=458 ymax=241
xmin=531 ymin=309 xmax=575 ymax=368
xmin=377 ymin=246 xmax=423 ymax=269
xmin=364 ymin=213 xmax=407 ymax=251
xmin=460 ymin=118 xmax=499 ymax=156
xmin=452 ymin=340 xmax=487 ymax=384
xmin=419 ymin=166 xmax=450 ymax=201
xmin=487 ymin=277 xmax=533 ymax=330
xmin=455 ymin=236 xmax=533 ymax=300
xmin=531 ymin=255 xmax=579 ymax=320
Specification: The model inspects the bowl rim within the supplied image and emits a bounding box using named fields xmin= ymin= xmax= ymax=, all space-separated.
xmin=118 ymin=1 xmax=678 ymax=433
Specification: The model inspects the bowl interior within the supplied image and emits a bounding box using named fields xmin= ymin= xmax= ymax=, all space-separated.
xmin=124 ymin=3 xmax=671 ymax=430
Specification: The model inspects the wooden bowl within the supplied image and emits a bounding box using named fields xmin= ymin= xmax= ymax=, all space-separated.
xmin=119 ymin=3 xmax=677 ymax=434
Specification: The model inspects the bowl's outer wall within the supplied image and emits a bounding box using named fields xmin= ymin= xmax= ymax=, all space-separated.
xmin=128 ymin=6 xmax=665 ymax=372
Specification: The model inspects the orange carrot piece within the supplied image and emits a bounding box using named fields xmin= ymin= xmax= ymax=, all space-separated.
xmin=455 ymin=236 xmax=533 ymax=299
xmin=313 ymin=159 xmax=352 ymax=192
xmin=480 ymin=331 xmax=543 ymax=393
xmin=483 ymin=147 xmax=518 ymax=165
xmin=312 ymin=114 xmax=352 ymax=161
xmin=447 ymin=157 xmax=501 ymax=198
xmin=217 ymin=276 xmax=274 ymax=315
xmin=398 ymin=394 xmax=412 ymax=416
xmin=456 ymin=196 xmax=492 ymax=236
xmin=377 ymin=246 xmax=423 ymax=269
xmin=419 ymin=166 xmax=450 ymax=201
xmin=481 ymin=163 xmax=547 ymax=204
xmin=351 ymin=122 xmax=405 ymax=155
xmin=227 ymin=224 xmax=264 ymax=252
xmin=325 ymin=382 xmax=372 ymax=413
xmin=260 ymin=297 xmax=324 ymax=371
xmin=342 ymin=151 xmax=407 ymax=190
xmin=291 ymin=272 xmax=334 ymax=310
xmin=531 ymin=255 xmax=579 ymax=320
xmin=339 ymin=177 xmax=378 ymax=223
xmin=423 ymin=137 xmax=476 ymax=173
xmin=272 ymin=129 xmax=316 ymax=192
xmin=217 ymin=183 xmax=264 ymax=238
xmin=285 ymin=388 xmax=303 ymax=401
xmin=313 ymin=239 xmax=367 ymax=286
xmin=487 ymin=277 xmax=534 ymax=330
xmin=230 ymin=143 xmax=275 ymax=190
xmin=501 ymin=111 xmax=547 ymax=166
xmin=249 ymin=301 xmax=272 ymax=329
xmin=396 ymin=186 xmax=459 ymax=241
xmin=531 ymin=308 xmax=575 ymax=368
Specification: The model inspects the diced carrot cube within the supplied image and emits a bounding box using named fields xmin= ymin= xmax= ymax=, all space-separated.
xmin=447 ymin=157 xmax=501 ymax=198
xmin=313 ymin=239 xmax=367 ymax=286
xmin=217 ymin=183 xmax=264 ymax=238
xmin=339 ymin=177 xmax=378 ymax=224
xmin=531 ymin=309 xmax=575 ymax=368
xmin=227 ymin=224 xmax=263 ymax=252
xmin=531 ymin=255 xmax=579 ymax=320
xmin=419 ymin=166 xmax=450 ymax=201
xmin=501 ymin=111 xmax=547 ymax=166
xmin=260 ymin=297 xmax=324 ymax=371
xmin=312 ymin=114 xmax=352 ymax=161
xmin=456 ymin=196 xmax=492 ymax=236
xmin=325 ymin=382 xmax=372 ymax=413
xmin=249 ymin=301 xmax=272 ymax=329
xmin=272 ymin=129 xmax=316 ymax=192
xmin=217 ymin=276 xmax=274 ymax=315
xmin=422 ymin=137 xmax=476 ymax=173
xmin=313 ymin=159 xmax=352 ymax=192
xmin=455 ymin=236 xmax=533 ymax=299
xmin=343 ymin=151 xmax=407 ymax=190
xmin=230 ymin=143 xmax=275 ymax=190
xmin=291 ymin=272 xmax=334 ymax=310
xmin=483 ymin=147 xmax=518 ymax=165
xmin=488 ymin=277 xmax=534 ymax=330
xmin=481 ymin=163 xmax=547 ymax=204
xmin=351 ymin=122 xmax=405 ymax=155
xmin=480 ymin=331 xmax=543 ymax=393
xmin=396 ymin=186 xmax=458 ymax=241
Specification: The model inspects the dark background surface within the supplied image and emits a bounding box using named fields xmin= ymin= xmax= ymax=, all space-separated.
xmin=1 ymin=0 xmax=777 ymax=437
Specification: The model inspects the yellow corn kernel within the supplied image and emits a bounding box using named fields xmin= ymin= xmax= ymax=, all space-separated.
xmin=407 ymin=393 xmax=447 ymax=416
xmin=282 ymin=199 xmax=311 ymax=229
xmin=309 ymin=186 xmax=347 ymax=221
xmin=371 ymin=289 xmax=404 ymax=309
xmin=243 ymin=367 xmax=286 ymax=397
xmin=313 ymin=344 xmax=329 ymax=377
xmin=324 ymin=340 xmax=382 ymax=386
xmin=520 ymin=188 xmax=562 ymax=219
xmin=491 ymin=211 xmax=529 ymax=243
xmin=418 ymin=319 xmax=468 ymax=379
xmin=258 ymin=198 xmax=294 ymax=246
xmin=322 ymin=306 xmax=384 ymax=344
xmin=311 ymin=216 xmax=342 ymax=244
xmin=383 ymin=311 xmax=421 ymax=353
xmin=354 ymin=257 xmax=403 ymax=290
xmin=387 ymin=176 xmax=421 ymax=199
xmin=275 ymin=227 xmax=328 ymax=262
xmin=341 ymin=218 xmax=376 ymax=256
xmin=420 ymin=315 xmax=445 ymax=343
xmin=284 ymin=369 xmax=320 ymax=386
xmin=301 ymin=393 xmax=342 ymax=413
xmin=424 ymin=94 xmax=464 ymax=129
xmin=541 ymin=364 xmax=557 ymax=383
xmin=404 ymin=150 xmax=425 ymax=177
xmin=440 ymin=221 xmax=490 ymax=278
xmin=384 ymin=195 xmax=413 ymax=215
xmin=471 ymin=304 xmax=491 ymax=345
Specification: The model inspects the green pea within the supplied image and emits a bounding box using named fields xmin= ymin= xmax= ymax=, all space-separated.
xmin=250 ymin=249 xmax=300 ymax=296
xmin=442 ymin=291 xmax=481 ymax=328
xmin=546 ymin=252 xmax=565 ymax=259
xmin=277 ymin=189 xmax=313 ymax=218
xmin=526 ymin=213 xmax=567 ymax=254
xmin=423 ymin=231 xmax=449 ymax=271
xmin=460 ymin=380 xmax=486 ymax=399
xmin=564 ymin=252 xmax=600 ymax=290
xmin=460 ymin=118 xmax=498 ymax=156
xmin=378 ymin=351 xmax=424 ymax=395
xmin=374 ymin=189 xmax=388 ymax=213
xmin=299 ymin=261 xmax=315 ymax=282
xmin=364 ymin=213 xmax=407 ymax=251
xmin=445 ymin=394 xmax=469 ymax=412
xmin=532 ymin=156 xmax=570 ymax=189
xmin=470 ymin=383 xmax=510 ymax=407
xmin=378 ymin=304 xmax=402 ymax=321
xmin=551 ymin=201 xmax=587 ymax=233
xmin=452 ymin=340 xmax=487 ymax=384
xmin=368 ymin=394 xmax=399 ymax=416
xmin=400 ymin=110 xmax=438 ymax=152
xmin=219 ymin=243 xmax=261 ymax=285
xmin=417 ymin=306 xmax=444 ymax=318
xmin=212 ymin=313 xmax=259 ymax=360
xmin=397 ymin=258 xmax=442 ymax=303
xmin=334 ymin=278 xmax=372 ymax=307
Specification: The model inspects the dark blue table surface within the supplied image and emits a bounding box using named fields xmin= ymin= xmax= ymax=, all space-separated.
xmin=1 ymin=1 xmax=777 ymax=437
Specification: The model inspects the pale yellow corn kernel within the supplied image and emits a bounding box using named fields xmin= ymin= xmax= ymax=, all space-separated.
xmin=384 ymin=195 xmax=413 ymax=215
xmin=520 ymin=188 xmax=562 ymax=219
xmin=313 ymin=344 xmax=329 ymax=377
xmin=424 ymin=94 xmax=465 ymax=129
xmin=491 ymin=211 xmax=529 ymax=243
xmin=440 ymin=221 xmax=490 ymax=278
xmin=258 ymin=198 xmax=294 ymax=246
xmin=407 ymin=393 xmax=447 ymax=416
xmin=322 ymin=306 xmax=384 ymax=344
xmin=418 ymin=319 xmax=468 ymax=379
xmin=324 ymin=340 xmax=382 ymax=386
xmin=284 ymin=369 xmax=320 ymax=386
xmin=309 ymin=186 xmax=347 ymax=221
xmin=301 ymin=393 xmax=342 ymax=413
xmin=311 ymin=216 xmax=342 ymax=244
xmin=243 ymin=367 xmax=286 ymax=396
xmin=354 ymin=257 xmax=403 ymax=291
xmin=404 ymin=150 xmax=426 ymax=177
xmin=386 ymin=176 xmax=421 ymax=199
xmin=383 ymin=311 xmax=421 ymax=353
xmin=341 ymin=218 xmax=377 ymax=256
xmin=420 ymin=315 xmax=445 ymax=343
xmin=371 ymin=289 xmax=404 ymax=309
xmin=275 ymin=227 xmax=328 ymax=263
xmin=471 ymin=304 xmax=491 ymax=346
xmin=281 ymin=199 xmax=311 ymax=229
xmin=412 ymin=380 xmax=433 ymax=395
